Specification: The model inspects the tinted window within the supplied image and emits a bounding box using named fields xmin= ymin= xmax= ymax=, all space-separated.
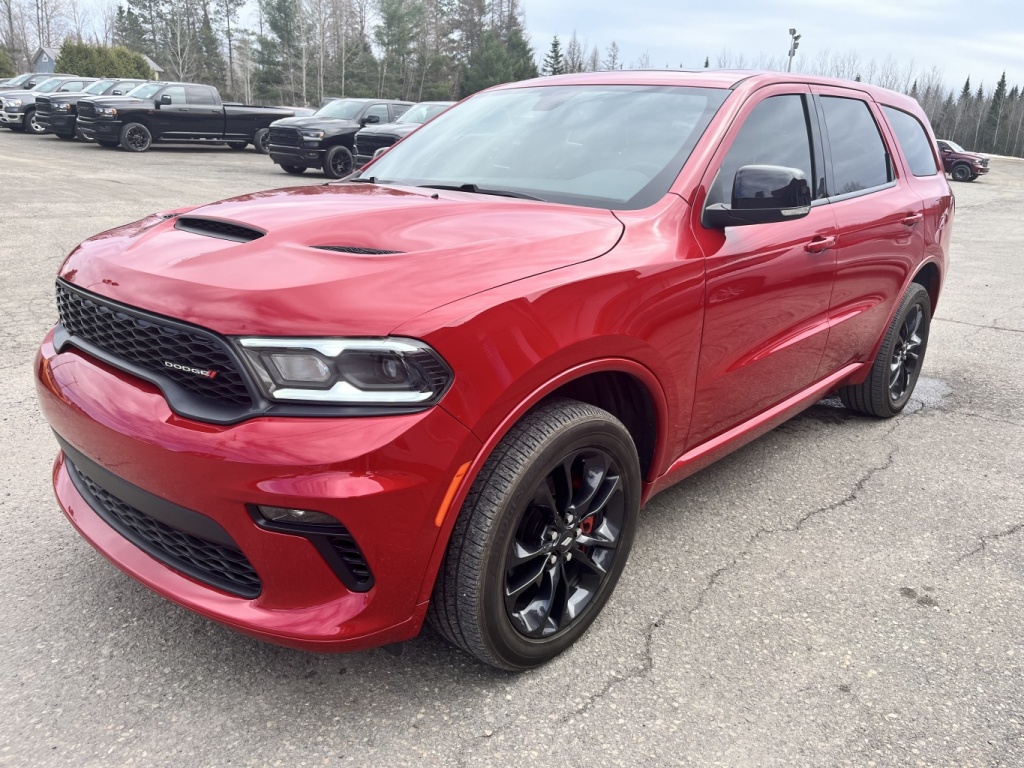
xmin=708 ymin=94 xmax=816 ymax=206
xmin=160 ymin=86 xmax=186 ymax=105
xmin=58 ymin=81 xmax=89 ymax=92
xmin=882 ymin=106 xmax=938 ymax=177
xmin=364 ymin=104 xmax=390 ymax=123
xmin=390 ymin=104 xmax=411 ymax=120
xmin=187 ymin=86 xmax=218 ymax=105
xmin=316 ymin=99 xmax=367 ymax=120
xmin=820 ymin=96 xmax=892 ymax=195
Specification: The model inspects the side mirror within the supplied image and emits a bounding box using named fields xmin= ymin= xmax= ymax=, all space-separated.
xmin=940 ymin=147 xmax=951 ymax=153
xmin=159 ymin=94 xmax=173 ymax=106
xmin=704 ymin=165 xmax=812 ymax=228
xmin=112 ymin=90 xmax=123 ymax=95
xmin=363 ymin=114 xmax=380 ymax=125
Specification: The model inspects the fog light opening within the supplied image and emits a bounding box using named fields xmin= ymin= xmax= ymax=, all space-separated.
xmin=256 ymin=505 xmax=340 ymax=527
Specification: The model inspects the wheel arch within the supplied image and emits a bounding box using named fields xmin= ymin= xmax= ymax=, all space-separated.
xmin=415 ymin=357 xmax=668 ymax=606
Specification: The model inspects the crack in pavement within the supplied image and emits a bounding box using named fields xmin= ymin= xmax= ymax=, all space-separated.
xmin=550 ymin=420 xmax=904 ymax=724
xmin=933 ymin=317 xmax=1024 ymax=335
xmin=956 ymin=522 xmax=1024 ymax=564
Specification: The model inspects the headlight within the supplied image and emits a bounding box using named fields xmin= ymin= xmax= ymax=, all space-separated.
xmin=236 ymin=337 xmax=453 ymax=405
xmin=96 ymin=107 xmax=118 ymax=118
xmin=6 ymin=99 xmax=22 ymax=108
xmin=300 ymin=130 xmax=325 ymax=140
xmin=54 ymin=102 xmax=72 ymax=112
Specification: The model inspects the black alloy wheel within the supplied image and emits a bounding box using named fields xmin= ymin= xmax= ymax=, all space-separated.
xmin=429 ymin=398 xmax=641 ymax=670
xmin=839 ymin=282 xmax=931 ymax=417
xmin=253 ymin=128 xmax=270 ymax=155
xmin=120 ymin=122 xmax=152 ymax=152
xmin=323 ymin=145 xmax=354 ymax=179
xmin=504 ymin=446 xmax=626 ymax=639
xmin=951 ymin=164 xmax=972 ymax=182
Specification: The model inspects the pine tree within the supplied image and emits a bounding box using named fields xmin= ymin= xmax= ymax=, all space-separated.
xmin=959 ymin=77 xmax=971 ymax=103
xmin=983 ymin=71 xmax=1007 ymax=152
xmin=542 ymin=35 xmax=564 ymax=76
xmin=603 ymin=40 xmax=620 ymax=71
xmin=0 ymin=47 xmax=13 ymax=77
xmin=703 ymin=56 xmax=709 ymax=68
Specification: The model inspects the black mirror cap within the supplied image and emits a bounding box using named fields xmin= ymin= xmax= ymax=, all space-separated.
xmin=704 ymin=165 xmax=812 ymax=228
xmin=159 ymin=94 xmax=173 ymax=105
xmin=363 ymin=114 xmax=380 ymax=125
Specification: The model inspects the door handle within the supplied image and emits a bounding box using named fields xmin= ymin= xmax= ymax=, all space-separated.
xmin=902 ymin=213 xmax=923 ymax=227
xmin=804 ymin=235 xmax=836 ymax=253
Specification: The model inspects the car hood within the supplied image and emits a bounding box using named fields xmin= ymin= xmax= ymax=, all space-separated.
xmin=0 ymin=88 xmax=39 ymax=100
xmin=58 ymin=183 xmax=624 ymax=337
xmin=271 ymin=115 xmax=359 ymax=130
xmin=85 ymin=95 xmax=150 ymax=107
xmin=358 ymin=122 xmax=419 ymax=138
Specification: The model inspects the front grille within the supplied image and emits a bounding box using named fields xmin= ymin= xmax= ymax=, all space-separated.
xmin=78 ymin=102 xmax=96 ymax=119
xmin=36 ymin=98 xmax=52 ymax=116
xmin=312 ymin=245 xmax=403 ymax=255
xmin=56 ymin=281 xmax=253 ymax=408
xmin=269 ymin=127 xmax=300 ymax=147
xmin=981 ymin=158 xmax=989 ymax=167
xmin=174 ymin=217 xmax=264 ymax=242
xmin=355 ymin=134 xmax=398 ymax=156
xmin=69 ymin=460 xmax=261 ymax=598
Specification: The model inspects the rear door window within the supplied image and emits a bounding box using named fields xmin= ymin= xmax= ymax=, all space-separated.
xmin=187 ymin=86 xmax=218 ymax=105
xmin=708 ymin=94 xmax=818 ymax=207
xmin=882 ymin=106 xmax=939 ymax=177
xmin=819 ymin=96 xmax=893 ymax=195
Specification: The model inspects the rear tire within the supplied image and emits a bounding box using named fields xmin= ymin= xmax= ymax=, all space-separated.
xmin=253 ymin=128 xmax=270 ymax=155
xmin=839 ymin=283 xmax=931 ymax=418
xmin=280 ymin=165 xmax=306 ymax=175
xmin=119 ymin=122 xmax=152 ymax=152
xmin=97 ymin=139 xmax=119 ymax=148
xmin=322 ymin=145 xmax=354 ymax=179
xmin=428 ymin=398 xmax=641 ymax=670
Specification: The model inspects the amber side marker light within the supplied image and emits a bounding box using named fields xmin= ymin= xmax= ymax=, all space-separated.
xmin=435 ymin=462 xmax=471 ymax=527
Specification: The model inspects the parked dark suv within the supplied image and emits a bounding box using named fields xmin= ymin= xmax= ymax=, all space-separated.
xmin=267 ymin=98 xmax=414 ymax=178
xmin=936 ymin=139 xmax=989 ymax=182
xmin=354 ymin=101 xmax=454 ymax=166
xmin=35 ymin=71 xmax=952 ymax=670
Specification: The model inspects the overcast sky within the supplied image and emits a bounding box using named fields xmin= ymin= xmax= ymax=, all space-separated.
xmin=522 ymin=0 xmax=1024 ymax=92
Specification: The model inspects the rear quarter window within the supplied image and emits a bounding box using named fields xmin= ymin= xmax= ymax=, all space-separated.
xmin=882 ymin=106 xmax=939 ymax=177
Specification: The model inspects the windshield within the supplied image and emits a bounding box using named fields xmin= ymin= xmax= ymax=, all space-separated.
xmin=397 ymin=103 xmax=452 ymax=125
xmin=126 ymin=83 xmax=162 ymax=99
xmin=34 ymin=78 xmax=66 ymax=93
xmin=85 ymin=80 xmax=115 ymax=95
xmin=943 ymin=139 xmax=966 ymax=152
xmin=315 ymin=99 xmax=366 ymax=120
xmin=4 ymin=74 xmax=32 ymax=88
xmin=363 ymin=85 xmax=729 ymax=210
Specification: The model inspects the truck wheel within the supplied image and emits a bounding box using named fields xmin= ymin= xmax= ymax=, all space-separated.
xmin=76 ymin=128 xmax=95 ymax=143
xmin=55 ymin=132 xmax=75 ymax=140
xmin=97 ymin=140 xmax=119 ymax=148
xmin=428 ymin=398 xmax=641 ymax=670
xmin=226 ymin=141 xmax=248 ymax=150
xmin=323 ymin=145 xmax=354 ymax=179
xmin=253 ymin=128 xmax=270 ymax=155
xmin=24 ymin=109 xmax=46 ymax=134
xmin=951 ymin=164 xmax=972 ymax=182
xmin=280 ymin=165 xmax=306 ymax=175
xmin=120 ymin=122 xmax=152 ymax=152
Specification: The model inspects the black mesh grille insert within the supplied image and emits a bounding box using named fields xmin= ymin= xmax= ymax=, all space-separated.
xmin=56 ymin=281 xmax=253 ymax=408
xmin=77 ymin=102 xmax=96 ymax=118
xmin=69 ymin=460 xmax=261 ymax=598
xmin=312 ymin=245 xmax=403 ymax=255
xmin=355 ymin=134 xmax=398 ymax=155
xmin=36 ymin=98 xmax=52 ymax=115
xmin=269 ymin=127 xmax=300 ymax=146
xmin=174 ymin=217 xmax=264 ymax=242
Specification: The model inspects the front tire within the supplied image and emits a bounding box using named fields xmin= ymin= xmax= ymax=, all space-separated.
xmin=253 ymin=128 xmax=270 ymax=155
xmin=839 ymin=283 xmax=931 ymax=417
xmin=226 ymin=141 xmax=248 ymax=150
xmin=119 ymin=122 xmax=152 ymax=152
xmin=429 ymin=399 xmax=641 ymax=670
xmin=322 ymin=145 xmax=354 ymax=179
xmin=951 ymin=164 xmax=972 ymax=182
xmin=24 ymin=109 xmax=46 ymax=134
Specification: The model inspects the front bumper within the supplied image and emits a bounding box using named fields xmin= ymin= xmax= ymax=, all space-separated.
xmin=0 ymin=109 xmax=25 ymax=125
xmin=47 ymin=113 xmax=77 ymax=134
xmin=76 ymin=117 xmax=121 ymax=141
xmin=269 ymin=144 xmax=325 ymax=169
xmin=36 ymin=328 xmax=481 ymax=652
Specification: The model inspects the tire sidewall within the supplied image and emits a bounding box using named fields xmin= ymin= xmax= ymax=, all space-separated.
xmin=475 ymin=419 xmax=641 ymax=669
xmin=878 ymin=285 xmax=931 ymax=414
xmin=952 ymin=165 xmax=971 ymax=182
xmin=253 ymin=128 xmax=270 ymax=154
xmin=25 ymin=109 xmax=44 ymax=134
xmin=323 ymin=145 xmax=353 ymax=179
xmin=120 ymin=122 xmax=152 ymax=152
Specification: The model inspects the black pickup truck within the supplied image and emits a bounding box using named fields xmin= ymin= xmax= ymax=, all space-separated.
xmin=1 ymin=76 xmax=98 ymax=133
xmin=76 ymin=81 xmax=297 ymax=152
xmin=36 ymin=78 xmax=148 ymax=140
xmin=267 ymin=98 xmax=413 ymax=178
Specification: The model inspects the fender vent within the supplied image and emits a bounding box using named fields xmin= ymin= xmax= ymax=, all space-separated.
xmin=175 ymin=217 xmax=265 ymax=243
xmin=312 ymin=245 xmax=403 ymax=255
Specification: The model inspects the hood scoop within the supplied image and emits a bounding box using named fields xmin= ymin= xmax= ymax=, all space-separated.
xmin=175 ymin=217 xmax=265 ymax=243
xmin=312 ymin=245 xmax=404 ymax=255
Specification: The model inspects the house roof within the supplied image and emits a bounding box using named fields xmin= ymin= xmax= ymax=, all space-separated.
xmin=34 ymin=47 xmax=60 ymax=61
xmin=141 ymin=54 xmax=164 ymax=73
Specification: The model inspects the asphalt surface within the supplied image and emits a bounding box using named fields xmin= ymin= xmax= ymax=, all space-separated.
xmin=1 ymin=131 xmax=1022 ymax=768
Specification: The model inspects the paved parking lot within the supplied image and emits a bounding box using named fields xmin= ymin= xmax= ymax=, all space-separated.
xmin=1 ymin=130 xmax=1022 ymax=767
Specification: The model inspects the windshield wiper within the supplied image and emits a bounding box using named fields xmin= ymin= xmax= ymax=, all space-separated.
xmin=348 ymin=176 xmax=378 ymax=184
xmin=417 ymin=183 xmax=546 ymax=202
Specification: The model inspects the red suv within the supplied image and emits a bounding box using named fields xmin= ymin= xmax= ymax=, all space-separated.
xmin=35 ymin=71 xmax=952 ymax=670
